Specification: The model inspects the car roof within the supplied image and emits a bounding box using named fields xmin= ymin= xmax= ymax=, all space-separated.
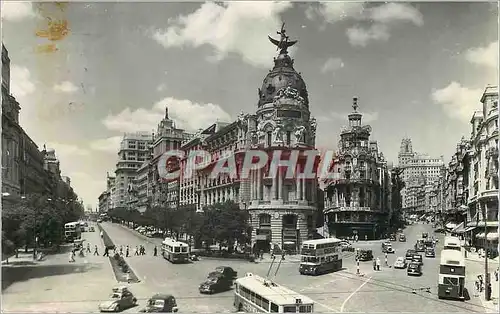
xmin=151 ymin=293 xmax=174 ymax=300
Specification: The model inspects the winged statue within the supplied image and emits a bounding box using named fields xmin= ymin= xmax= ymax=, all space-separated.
xmin=268 ymin=22 xmax=297 ymax=54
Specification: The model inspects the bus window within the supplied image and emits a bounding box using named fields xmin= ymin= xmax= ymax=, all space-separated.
xmin=299 ymin=305 xmax=312 ymax=313
xmin=271 ymin=303 xmax=279 ymax=312
xmin=262 ymin=298 xmax=269 ymax=311
xmin=284 ymin=306 xmax=297 ymax=313
xmin=174 ymin=247 xmax=180 ymax=253
xmin=182 ymin=247 xmax=188 ymax=253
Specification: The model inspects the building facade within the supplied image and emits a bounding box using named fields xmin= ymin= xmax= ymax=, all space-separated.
xmin=464 ymin=85 xmax=498 ymax=253
xmin=114 ymin=132 xmax=152 ymax=208
xmin=323 ymin=98 xmax=392 ymax=240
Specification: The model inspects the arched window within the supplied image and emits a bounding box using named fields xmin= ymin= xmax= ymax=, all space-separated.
xmin=267 ymin=131 xmax=272 ymax=147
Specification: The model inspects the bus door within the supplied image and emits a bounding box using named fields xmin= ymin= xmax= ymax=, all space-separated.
xmin=458 ymin=277 xmax=465 ymax=298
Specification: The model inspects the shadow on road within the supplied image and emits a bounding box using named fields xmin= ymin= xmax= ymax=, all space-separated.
xmin=2 ymin=263 xmax=102 ymax=291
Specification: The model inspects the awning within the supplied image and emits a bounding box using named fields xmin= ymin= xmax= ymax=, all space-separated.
xmin=446 ymin=222 xmax=458 ymax=230
xmin=487 ymin=233 xmax=499 ymax=241
xmin=465 ymin=226 xmax=477 ymax=232
xmin=476 ymin=233 xmax=486 ymax=239
xmin=451 ymin=222 xmax=465 ymax=234
xmin=255 ymin=234 xmax=269 ymax=241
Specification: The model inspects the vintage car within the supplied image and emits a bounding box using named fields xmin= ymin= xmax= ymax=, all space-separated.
xmin=382 ymin=242 xmax=395 ymax=254
xmin=398 ymin=234 xmax=406 ymax=242
xmin=199 ymin=273 xmax=232 ymax=294
xmin=389 ymin=234 xmax=397 ymax=241
xmin=89 ymin=226 xmax=95 ymax=232
xmin=139 ymin=294 xmax=178 ymax=313
xmin=393 ymin=257 xmax=407 ymax=269
xmin=412 ymin=254 xmax=424 ymax=265
xmin=405 ymin=249 xmax=417 ymax=262
xmin=425 ymin=248 xmax=435 ymax=258
xmin=407 ymin=262 xmax=422 ymax=276
xmin=422 ymin=232 xmax=429 ymax=239
xmin=99 ymin=286 xmax=137 ymax=312
xmin=356 ymin=249 xmax=373 ymax=261
xmin=208 ymin=266 xmax=238 ymax=281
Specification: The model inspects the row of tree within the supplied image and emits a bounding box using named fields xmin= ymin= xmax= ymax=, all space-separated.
xmin=2 ymin=192 xmax=84 ymax=257
xmin=108 ymin=201 xmax=251 ymax=252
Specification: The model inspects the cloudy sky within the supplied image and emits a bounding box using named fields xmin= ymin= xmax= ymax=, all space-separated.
xmin=1 ymin=1 xmax=498 ymax=208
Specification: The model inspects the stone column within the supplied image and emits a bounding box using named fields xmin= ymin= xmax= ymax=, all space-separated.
xmin=257 ymin=169 xmax=262 ymax=200
xmin=278 ymin=168 xmax=283 ymax=200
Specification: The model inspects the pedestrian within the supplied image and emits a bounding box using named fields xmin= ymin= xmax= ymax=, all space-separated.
xmin=134 ymin=246 xmax=139 ymax=256
xmin=100 ymin=230 xmax=103 ymax=239
xmin=478 ymin=275 xmax=483 ymax=292
xmin=376 ymin=257 xmax=381 ymax=271
xmin=474 ymin=280 xmax=480 ymax=297
xmin=260 ymin=250 xmax=263 ymax=260
xmin=372 ymin=259 xmax=377 ymax=271
xmin=281 ymin=252 xmax=285 ymax=261
xmin=103 ymin=247 xmax=109 ymax=257
xmin=126 ymin=246 xmax=130 ymax=257
xmin=93 ymin=245 xmax=99 ymax=256
xmin=365 ymin=235 xmax=368 ymax=241
xmin=494 ymin=268 xmax=498 ymax=282
xmin=384 ymin=253 xmax=388 ymax=266
xmin=356 ymin=259 xmax=360 ymax=275
xmin=69 ymin=250 xmax=75 ymax=263
xmin=119 ymin=246 xmax=123 ymax=256
xmin=141 ymin=245 xmax=146 ymax=255
xmin=86 ymin=243 xmax=91 ymax=253
xmin=153 ymin=246 xmax=158 ymax=257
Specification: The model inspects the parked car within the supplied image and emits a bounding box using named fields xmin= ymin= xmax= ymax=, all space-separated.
xmin=208 ymin=266 xmax=237 ymax=281
xmin=389 ymin=234 xmax=397 ymax=241
xmin=425 ymin=248 xmax=435 ymax=258
xmin=99 ymin=286 xmax=137 ymax=312
xmin=139 ymin=294 xmax=178 ymax=313
xmin=356 ymin=249 xmax=373 ymax=261
xmin=199 ymin=273 xmax=232 ymax=294
xmin=398 ymin=234 xmax=406 ymax=242
xmin=393 ymin=257 xmax=407 ymax=269
xmin=422 ymin=232 xmax=428 ymax=239
xmin=407 ymin=262 xmax=422 ymax=276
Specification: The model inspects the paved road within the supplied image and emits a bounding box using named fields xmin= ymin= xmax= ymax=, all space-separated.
xmin=102 ymin=222 xmax=489 ymax=313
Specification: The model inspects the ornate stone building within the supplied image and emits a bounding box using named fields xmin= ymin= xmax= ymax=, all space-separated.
xmin=244 ymin=26 xmax=319 ymax=254
xmin=323 ymin=98 xmax=391 ymax=240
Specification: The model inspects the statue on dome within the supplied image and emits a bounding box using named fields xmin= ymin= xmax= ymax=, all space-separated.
xmin=273 ymin=123 xmax=284 ymax=142
xmin=294 ymin=125 xmax=306 ymax=142
xmin=268 ymin=22 xmax=297 ymax=54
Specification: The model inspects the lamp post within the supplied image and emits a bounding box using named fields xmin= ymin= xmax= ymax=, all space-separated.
xmin=482 ymin=204 xmax=490 ymax=301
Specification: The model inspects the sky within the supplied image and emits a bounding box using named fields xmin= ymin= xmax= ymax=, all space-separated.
xmin=1 ymin=1 xmax=498 ymax=208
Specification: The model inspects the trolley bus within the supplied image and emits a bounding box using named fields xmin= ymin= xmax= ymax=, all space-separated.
xmin=438 ymin=249 xmax=465 ymax=300
xmin=299 ymin=238 xmax=343 ymax=276
xmin=64 ymin=222 xmax=82 ymax=242
xmin=234 ymin=273 xmax=315 ymax=313
xmin=161 ymin=238 xmax=190 ymax=263
xmin=443 ymin=236 xmax=462 ymax=251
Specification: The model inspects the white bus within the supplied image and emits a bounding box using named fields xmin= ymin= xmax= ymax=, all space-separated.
xmin=438 ymin=249 xmax=465 ymax=300
xmin=234 ymin=273 xmax=314 ymax=313
xmin=161 ymin=238 xmax=190 ymax=263
xmin=299 ymin=238 xmax=343 ymax=276
xmin=64 ymin=222 xmax=81 ymax=242
xmin=443 ymin=236 xmax=462 ymax=252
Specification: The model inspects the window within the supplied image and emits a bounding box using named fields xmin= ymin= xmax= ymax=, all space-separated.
xmin=267 ymin=131 xmax=272 ymax=147
xmin=271 ymin=303 xmax=279 ymax=313
xmin=284 ymin=306 xmax=297 ymax=313
xmin=174 ymin=247 xmax=180 ymax=253
xmin=286 ymin=131 xmax=291 ymax=145
xmin=299 ymin=305 xmax=312 ymax=313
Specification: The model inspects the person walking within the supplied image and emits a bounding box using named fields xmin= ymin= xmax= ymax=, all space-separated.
xmin=153 ymin=246 xmax=158 ymax=257
xmin=372 ymin=258 xmax=377 ymax=271
xmin=93 ymin=245 xmax=99 ymax=256
xmin=376 ymin=257 xmax=381 ymax=271
xmin=384 ymin=253 xmax=388 ymax=267
xmin=474 ymin=280 xmax=480 ymax=297
xmin=103 ymin=247 xmax=109 ymax=257
xmin=126 ymin=245 xmax=130 ymax=257
xmin=494 ymin=268 xmax=498 ymax=282
xmin=141 ymin=245 xmax=146 ymax=255
xmin=69 ymin=250 xmax=75 ymax=263
xmin=356 ymin=259 xmax=360 ymax=275
xmin=100 ymin=230 xmax=104 ymax=239
xmin=134 ymin=246 xmax=139 ymax=256
xmin=86 ymin=243 xmax=91 ymax=253
xmin=119 ymin=246 xmax=123 ymax=256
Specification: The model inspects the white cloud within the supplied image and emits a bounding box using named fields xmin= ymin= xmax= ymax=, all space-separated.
xmin=307 ymin=2 xmax=423 ymax=47
xmin=10 ymin=65 xmax=35 ymax=98
xmin=327 ymin=111 xmax=379 ymax=123
xmin=151 ymin=1 xmax=293 ymax=67
xmin=102 ymin=97 xmax=231 ymax=133
xmin=346 ymin=24 xmax=390 ymax=47
xmin=465 ymin=41 xmax=499 ymax=69
xmin=321 ymin=57 xmax=344 ymax=74
xmin=89 ymin=136 xmax=123 ymax=154
xmin=432 ymin=82 xmax=483 ymax=122
xmin=53 ymin=81 xmax=78 ymax=93
xmin=1 ymin=1 xmax=36 ymax=22
xmin=157 ymin=84 xmax=166 ymax=92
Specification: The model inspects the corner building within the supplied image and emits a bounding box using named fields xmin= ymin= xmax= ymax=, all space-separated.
xmin=323 ymin=98 xmax=391 ymax=240
xmin=245 ymin=28 xmax=319 ymax=254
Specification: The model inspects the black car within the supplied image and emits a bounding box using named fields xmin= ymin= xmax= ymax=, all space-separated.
xmin=208 ymin=266 xmax=237 ymax=280
xmin=407 ymin=262 xmax=422 ymax=276
xmin=356 ymin=249 xmax=373 ymax=261
xmin=140 ymin=294 xmax=178 ymax=313
xmin=405 ymin=249 xmax=416 ymax=262
xmin=199 ymin=273 xmax=232 ymax=294
xmin=412 ymin=254 xmax=423 ymax=265
xmin=398 ymin=234 xmax=406 ymax=242
xmin=424 ymin=248 xmax=435 ymax=258
xmin=389 ymin=234 xmax=397 ymax=241
xmin=422 ymin=232 xmax=428 ymax=239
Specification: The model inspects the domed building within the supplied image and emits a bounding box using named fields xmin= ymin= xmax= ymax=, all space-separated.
xmin=246 ymin=25 xmax=320 ymax=254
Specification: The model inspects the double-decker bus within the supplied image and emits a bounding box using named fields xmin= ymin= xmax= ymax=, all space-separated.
xmin=438 ymin=249 xmax=465 ymax=300
xmin=161 ymin=238 xmax=190 ymax=263
xmin=443 ymin=236 xmax=462 ymax=251
xmin=64 ymin=222 xmax=82 ymax=242
xmin=234 ymin=273 xmax=314 ymax=313
xmin=299 ymin=238 xmax=343 ymax=276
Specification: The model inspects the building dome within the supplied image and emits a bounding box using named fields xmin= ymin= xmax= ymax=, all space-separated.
xmin=257 ymin=25 xmax=309 ymax=108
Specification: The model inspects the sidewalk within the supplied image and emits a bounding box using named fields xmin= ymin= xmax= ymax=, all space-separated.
xmin=2 ymin=223 xmax=117 ymax=313
xmin=465 ymin=252 xmax=499 ymax=313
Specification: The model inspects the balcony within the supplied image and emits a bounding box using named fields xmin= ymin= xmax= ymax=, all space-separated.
xmin=479 ymin=189 xmax=498 ymax=200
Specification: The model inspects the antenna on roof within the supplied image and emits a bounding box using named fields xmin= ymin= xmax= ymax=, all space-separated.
xmin=271 ymin=254 xmax=284 ymax=280
xmin=266 ymin=256 xmax=276 ymax=279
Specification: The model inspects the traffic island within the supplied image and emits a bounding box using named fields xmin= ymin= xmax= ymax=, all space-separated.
xmin=97 ymin=224 xmax=140 ymax=283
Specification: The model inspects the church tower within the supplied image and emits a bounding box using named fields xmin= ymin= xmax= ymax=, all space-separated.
xmin=247 ymin=24 xmax=318 ymax=254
